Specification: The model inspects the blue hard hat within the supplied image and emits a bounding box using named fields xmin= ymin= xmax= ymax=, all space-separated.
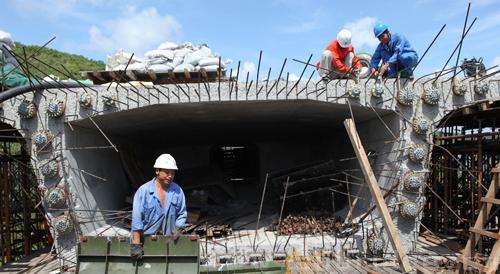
xmin=373 ymin=23 xmax=389 ymax=38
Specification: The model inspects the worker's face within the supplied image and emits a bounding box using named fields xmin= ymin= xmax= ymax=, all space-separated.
xmin=156 ymin=169 xmax=176 ymax=184
xmin=378 ymin=31 xmax=390 ymax=44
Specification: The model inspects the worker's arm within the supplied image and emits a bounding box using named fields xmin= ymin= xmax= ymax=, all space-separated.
xmin=175 ymin=189 xmax=187 ymax=228
xmin=351 ymin=53 xmax=362 ymax=70
xmin=370 ymin=44 xmax=382 ymax=69
xmin=131 ymin=188 xmax=145 ymax=244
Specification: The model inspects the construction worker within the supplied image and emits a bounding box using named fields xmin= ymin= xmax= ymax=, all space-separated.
xmin=317 ymin=29 xmax=362 ymax=80
xmin=370 ymin=23 xmax=418 ymax=78
xmin=130 ymin=154 xmax=187 ymax=260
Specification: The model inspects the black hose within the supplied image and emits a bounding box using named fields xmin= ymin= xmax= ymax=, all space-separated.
xmin=0 ymin=81 xmax=86 ymax=103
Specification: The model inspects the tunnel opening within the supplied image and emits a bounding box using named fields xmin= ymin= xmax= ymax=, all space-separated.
xmin=66 ymin=99 xmax=397 ymax=237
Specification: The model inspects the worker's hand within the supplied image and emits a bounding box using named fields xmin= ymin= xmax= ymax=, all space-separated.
xmin=379 ymin=63 xmax=389 ymax=78
xmin=130 ymin=243 xmax=143 ymax=260
xmin=371 ymin=67 xmax=379 ymax=77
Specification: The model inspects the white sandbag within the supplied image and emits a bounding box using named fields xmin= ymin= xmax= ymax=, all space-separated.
xmin=157 ymin=41 xmax=178 ymax=50
xmin=198 ymin=57 xmax=220 ymax=67
xmin=173 ymin=48 xmax=192 ymax=58
xmin=200 ymin=65 xmax=221 ymax=72
xmin=148 ymin=63 xmax=174 ymax=72
xmin=126 ymin=62 xmax=146 ymax=71
xmin=183 ymin=46 xmax=212 ymax=66
xmin=144 ymin=49 xmax=174 ymax=60
xmin=147 ymin=57 xmax=172 ymax=66
xmin=106 ymin=49 xmax=143 ymax=70
xmin=173 ymin=63 xmax=194 ymax=73
xmin=0 ymin=30 xmax=13 ymax=47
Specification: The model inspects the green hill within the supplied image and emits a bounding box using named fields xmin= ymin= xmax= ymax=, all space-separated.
xmin=11 ymin=42 xmax=105 ymax=80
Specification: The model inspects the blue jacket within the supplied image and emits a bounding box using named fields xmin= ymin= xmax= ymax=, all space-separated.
xmin=370 ymin=33 xmax=417 ymax=69
xmin=131 ymin=179 xmax=187 ymax=235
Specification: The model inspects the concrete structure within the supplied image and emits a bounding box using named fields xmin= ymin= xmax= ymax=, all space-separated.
xmin=0 ymin=72 xmax=498 ymax=270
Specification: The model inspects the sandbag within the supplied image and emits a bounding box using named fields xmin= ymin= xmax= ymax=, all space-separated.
xmin=127 ymin=62 xmax=147 ymax=71
xmin=173 ymin=63 xmax=194 ymax=73
xmin=106 ymin=49 xmax=143 ymax=70
xmin=144 ymin=49 xmax=174 ymax=60
xmin=198 ymin=57 xmax=220 ymax=67
xmin=157 ymin=41 xmax=178 ymax=50
xmin=200 ymin=65 xmax=221 ymax=72
xmin=149 ymin=63 xmax=174 ymax=72
xmin=183 ymin=46 xmax=212 ymax=66
xmin=0 ymin=30 xmax=13 ymax=48
xmin=147 ymin=57 xmax=172 ymax=66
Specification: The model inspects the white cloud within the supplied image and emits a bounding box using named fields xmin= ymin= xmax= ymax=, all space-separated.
xmin=241 ymin=61 xmax=256 ymax=77
xmin=343 ymin=17 xmax=379 ymax=51
xmin=473 ymin=12 xmax=500 ymax=33
xmin=280 ymin=20 xmax=319 ymax=34
xmin=278 ymin=9 xmax=323 ymax=34
xmin=10 ymin=0 xmax=87 ymax=21
xmin=493 ymin=56 xmax=500 ymax=67
xmin=87 ymin=6 xmax=182 ymax=55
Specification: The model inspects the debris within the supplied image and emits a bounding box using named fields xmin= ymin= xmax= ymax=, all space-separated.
xmin=275 ymin=214 xmax=342 ymax=235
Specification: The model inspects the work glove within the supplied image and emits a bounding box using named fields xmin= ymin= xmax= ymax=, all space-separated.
xmin=130 ymin=243 xmax=143 ymax=260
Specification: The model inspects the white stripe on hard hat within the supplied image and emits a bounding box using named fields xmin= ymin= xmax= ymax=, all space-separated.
xmin=153 ymin=154 xmax=178 ymax=170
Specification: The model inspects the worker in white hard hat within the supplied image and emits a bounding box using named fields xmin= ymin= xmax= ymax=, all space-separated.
xmin=130 ymin=154 xmax=187 ymax=260
xmin=316 ymin=29 xmax=362 ymax=80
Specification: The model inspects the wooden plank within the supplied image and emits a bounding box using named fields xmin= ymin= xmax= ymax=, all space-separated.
xmin=480 ymin=197 xmax=500 ymax=205
xmin=147 ymin=70 xmax=157 ymax=81
xmin=461 ymin=166 xmax=498 ymax=257
xmin=469 ymin=227 xmax=500 ymax=240
xmin=183 ymin=69 xmax=190 ymax=79
xmin=125 ymin=70 xmax=137 ymax=81
xmin=491 ymin=167 xmax=500 ymax=173
xmin=200 ymin=68 xmax=208 ymax=79
xmin=91 ymin=71 xmax=106 ymax=82
xmin=484 ymin=239 xmax=500 ymax=274
xmin=343 ymin=119 xmax=412 ymax=273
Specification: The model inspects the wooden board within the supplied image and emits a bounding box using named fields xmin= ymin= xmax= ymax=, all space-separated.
xmin=343 ymin=119 xmax=412 ymax=273
xmin=82 ymin=69 xmax=227 ymax=85
xmin=469 ymin=227 xmax=500 ymax=240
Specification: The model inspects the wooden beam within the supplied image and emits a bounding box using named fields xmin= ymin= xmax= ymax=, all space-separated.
xmin=458 ymin=164 xmax=499 ymax=272
xmin=461 ymin=167 xmax=498 ymax=258
xmin=469 ymin=227 xmax=500 ymax=240
xmin=480 ymin=197 xmax=500 ymax=205
xmin=125 ymin=70 xmax=137 ymax=81
xmin=147 ymin=70 xmax=157 ymax=81
xmin=484 ymin=240 xmax=500 ymax=274
xmin=343 ymin=119 xmax=412 ymax=273
xmin=91 ymin=71 xmax=106 ymax=82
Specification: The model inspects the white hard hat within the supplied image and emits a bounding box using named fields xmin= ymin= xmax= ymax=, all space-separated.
xmin=337 ymin=29 xmax=352 ymax=48
xmin=153 ymin=154 xmax=178 ymax=170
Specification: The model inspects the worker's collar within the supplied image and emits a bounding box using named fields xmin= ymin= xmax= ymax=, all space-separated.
xmin=147 ymin=178 xmax=174 ymax=194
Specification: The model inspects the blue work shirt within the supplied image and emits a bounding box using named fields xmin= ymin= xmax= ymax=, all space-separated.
xmin=370 ymin=33 xmax=418 ymax=70
xmin=131 ymin=179 xmax=187 ymax=235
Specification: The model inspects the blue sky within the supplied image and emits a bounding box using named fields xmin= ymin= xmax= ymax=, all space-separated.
xmin=1 ymin=0 xmax=499 ymax=79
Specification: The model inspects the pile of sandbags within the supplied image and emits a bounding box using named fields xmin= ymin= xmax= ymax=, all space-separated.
xmin=106 ymin=41 xmax=231 ymax=73
xmin=106 ymin=49 xmax=145 ymax=71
